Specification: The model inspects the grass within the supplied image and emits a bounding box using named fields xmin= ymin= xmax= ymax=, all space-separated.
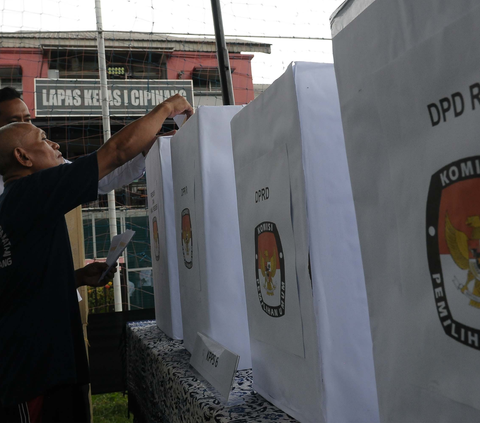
xmin=92 ymin=392 xmax=133 ymax=423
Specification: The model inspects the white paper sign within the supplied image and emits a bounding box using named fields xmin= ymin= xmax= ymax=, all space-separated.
xmin=99 ymin=229 xmax=135 ymax=282
xmin=171 ymin=133 xmax=200 ymax=293
xmin=332 ymin=1 xmax=480 ymax=421
xmin=190 ymin=332 xmax=240 ymax=401
xmin=237 ymin=145 xmax=304 ymax=358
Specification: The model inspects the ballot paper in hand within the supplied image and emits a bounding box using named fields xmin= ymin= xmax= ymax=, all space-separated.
xmin=99 ymin=230 xmax=135 ymax=282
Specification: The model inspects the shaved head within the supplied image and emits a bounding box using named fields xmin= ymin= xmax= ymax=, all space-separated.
xmin=0 ymin=122 xmax=31 ymax=176
xmin=0 ymin=123 xmax=62 ymax=182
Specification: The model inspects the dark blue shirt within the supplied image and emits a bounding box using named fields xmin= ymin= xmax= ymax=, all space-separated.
xmin=0 ymin=153 xmax=98 ymax=406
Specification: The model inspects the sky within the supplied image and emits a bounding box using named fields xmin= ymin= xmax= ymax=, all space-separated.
xmin=0 ymin=0 xmax=345 ymax=83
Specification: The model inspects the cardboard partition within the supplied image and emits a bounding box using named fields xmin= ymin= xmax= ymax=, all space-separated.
xmin=170 ymin=106 xmax=252 ymax=370
xmin=145 ymin=136 xmax=183 ymax=339
xmin=332 ymin=1 xmax=480 ymax=421
xmin=231 ymin=62 xmax=378 ymax=423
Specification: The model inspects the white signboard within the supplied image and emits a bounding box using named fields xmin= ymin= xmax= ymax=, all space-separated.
xmin=332 ymin=1 xmax=480 ymax=421
xmin=171 ymin=106 xmax=252 ymax=370
xmin=145 ymin=136 xmax=183 ymax=339
xmin=231 ymin=62 xmax=378 ymax=423
xmin=171 ymin=130 xmax=200 ymax=295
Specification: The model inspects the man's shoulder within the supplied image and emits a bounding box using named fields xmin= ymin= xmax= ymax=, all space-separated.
xmin=25 ymin=152 xmax=97 ymax=186
xmin=0 ymin=152 xmax=98 ymax=220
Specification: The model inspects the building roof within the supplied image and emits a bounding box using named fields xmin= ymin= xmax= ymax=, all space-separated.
xmin=0 ymin=30 xmax=271 ymax=54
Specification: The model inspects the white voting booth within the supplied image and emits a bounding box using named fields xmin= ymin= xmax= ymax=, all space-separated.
xmin=170 ymin=106 xmax=252 ymax=370
xmin=231 ymin=62 xmax=378 ymax=423
xmin=145 ymin=136 xmax=183 ymax=340
xmin=332 ymin=1 xmax=480 ymax=421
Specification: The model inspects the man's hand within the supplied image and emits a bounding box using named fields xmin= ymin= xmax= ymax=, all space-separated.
xmin=75 ymin=262 xmax=117 ymax=288
xmin=162 ymin=94 xmax=194 ymax=119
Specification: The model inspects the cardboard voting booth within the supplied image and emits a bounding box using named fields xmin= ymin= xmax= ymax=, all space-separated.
xmin=145 ymin=136 xmax=183 ymax=340
xmin=170 ymin=106 xmax=252 ymax=370
xmin=231 ymin=62 xmax=378 ymax=423
xmin=332 ymin=1 xmax=480 ymax=421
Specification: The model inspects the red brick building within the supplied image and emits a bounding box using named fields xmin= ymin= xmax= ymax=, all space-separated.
xmin=0 ymin=31 xmax=270 ymax=111
xmin=0 ymin=31 xmax=270 ymax=160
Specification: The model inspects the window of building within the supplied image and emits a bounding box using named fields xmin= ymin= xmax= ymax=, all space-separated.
xmin=192 ymin=67 xmax=221 ymax=91
xmin=48 ymin=50 xmax=167 ymax=80
xmin=108 ymin=65 xmax=127 ymax=79
xmin=108 ymin=51 xmax=166 ymax=80
xmin=48 ymin=50 xmax=99 ymax=79
xmin=0 ymin=66 xmax=23 ymax=93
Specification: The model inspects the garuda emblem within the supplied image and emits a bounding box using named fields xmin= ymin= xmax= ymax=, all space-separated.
xmin=255 ymin=221 xmax=285 ymax=318
xmin=181 ymin=208 xmax=193 ymax=269
xmin=445 ymin=214 xmax=480 ymax=308
xmin=426 ymin=155 xmax=480 ymax=350
xmin=260 ymin=247 xmax=278 ymax=296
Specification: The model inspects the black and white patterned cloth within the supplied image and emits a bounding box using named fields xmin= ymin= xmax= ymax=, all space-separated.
xmin=126 ymin=321 xmax=298 ymax=423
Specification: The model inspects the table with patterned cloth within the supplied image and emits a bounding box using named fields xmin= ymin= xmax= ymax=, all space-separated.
xmin=126 ymin=320 xmax=298 ymax=423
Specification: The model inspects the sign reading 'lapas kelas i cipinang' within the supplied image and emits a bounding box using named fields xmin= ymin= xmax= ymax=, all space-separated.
xmin=34 ymin=79 xmax=193 ymax=117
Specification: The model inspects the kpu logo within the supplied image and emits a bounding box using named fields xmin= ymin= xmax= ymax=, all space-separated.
xmin=426 ymin=155 xmax=480 ymax=350
xmin=152 ymin=216 xmax=160 ymax=262
xmin=255 ymin=221 xmax=285 ymax=317
xmin=181 ymin=208 xmax=193 ymax=269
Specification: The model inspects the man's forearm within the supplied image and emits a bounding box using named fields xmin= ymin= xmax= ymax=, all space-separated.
xmin=97 ymin=154 xmax=146 ymax=194
xmin=96 ymin=94 xmax=192 ymax=180
xmin=97 ymin=103 xmax=171 ymax=179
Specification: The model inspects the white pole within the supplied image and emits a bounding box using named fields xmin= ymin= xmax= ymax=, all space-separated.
xmin=91 ymin=214 xmax=97 ymax=260
xmin=95 ymin=0 xmax=122 ymax=312
xmin=120 ymin=211 xmax=131 ymax=310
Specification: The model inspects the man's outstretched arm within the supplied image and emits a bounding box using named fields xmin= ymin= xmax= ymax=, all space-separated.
xmin=96 ymin=94 xmax=192 ymax=181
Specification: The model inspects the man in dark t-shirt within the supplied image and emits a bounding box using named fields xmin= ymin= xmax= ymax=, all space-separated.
xmin=0 ymin=153 xmax=99 ymax=422
xmin=0 ymin=94 xmax=193 ymax=422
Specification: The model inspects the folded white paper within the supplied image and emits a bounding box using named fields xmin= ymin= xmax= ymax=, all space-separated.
xmin=190 ymin=332 xmax=240 ymax=401
xmin=173 ymin=114 xmax=187 ymax=128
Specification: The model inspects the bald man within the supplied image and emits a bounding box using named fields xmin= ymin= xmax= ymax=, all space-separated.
xmin=0 ymin=87 xmax=158 ymax=305
xmin=0 ymin=87 xmax=148 ymax=196
xmin=0 ymin=94 xmax=193 ymax=422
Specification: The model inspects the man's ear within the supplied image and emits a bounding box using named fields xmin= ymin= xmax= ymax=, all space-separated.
xmin=13 ymin=147 xmax=33 ymax=168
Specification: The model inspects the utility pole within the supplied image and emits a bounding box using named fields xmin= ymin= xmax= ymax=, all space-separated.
xmin=95 ymin=0 xmax=122 ymax=312
xmin=211 ymin=0 xmax=235 ymax=105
